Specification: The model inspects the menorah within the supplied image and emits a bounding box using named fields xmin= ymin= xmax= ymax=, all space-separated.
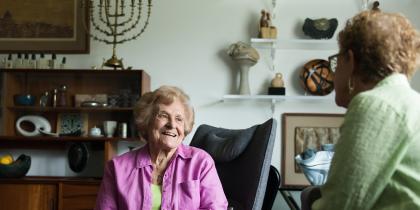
xmin=81 ymin=0 xmax=152 ymax=69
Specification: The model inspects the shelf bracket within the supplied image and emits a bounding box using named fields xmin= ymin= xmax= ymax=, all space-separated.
xmin=270 ymin=42 xmax=276 ymax=71
xmin=271 ymin=99 xmax=276 ymax=115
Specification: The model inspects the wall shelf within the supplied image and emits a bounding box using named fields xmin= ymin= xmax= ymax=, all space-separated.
xmin=251 ymin=38 xmax=337 ymax=50
xmin=222 ymin=94 xmax=334 ymax=114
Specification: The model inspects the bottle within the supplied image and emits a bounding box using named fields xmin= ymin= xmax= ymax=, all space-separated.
xmin=14 ymin=53 xmax=23 ymax=68
xmin=57 ymin=85 xmax=68 ymax=107
xmin=49 ymin=54 xmax=56 ymax=69
xmin=5 ymin=54 xmax=13 ymax=69
xmin=22 ymin=53 xmax=30 ymax=68
xmin=28 ymin=54 xmax=37 ymax=69
xmin=0 ymin=56 xmax=5 ymax=68
xmin=60 ymin=57 xmax=66 ymax=69
xmin=118 ymin=122 xmax=128 ymax=138
xmin=39 ymin=91 xmax=50 ymax=107
xmin=37 ymin=53 xmax=49 ymax=69
xmin=52 ymin=88 xmax=58 ymax=107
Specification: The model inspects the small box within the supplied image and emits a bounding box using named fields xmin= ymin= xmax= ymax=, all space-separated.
xmin=268 ymin=87 xmax=285 ymax=95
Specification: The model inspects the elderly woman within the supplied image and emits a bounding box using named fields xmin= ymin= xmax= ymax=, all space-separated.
xmin=302 ymin=10 xmax=420 ymax=210
xmin=95 ymin=86 xmax=228 ymax=210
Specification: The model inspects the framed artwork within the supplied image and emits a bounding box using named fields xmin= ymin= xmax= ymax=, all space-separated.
xmin=281 ymin=113 xmax=344 ymax=189
xmin=0 ymin=0 xmax=89 ymax=53
xmin=57 ymin=113 xmax=88 ymax=136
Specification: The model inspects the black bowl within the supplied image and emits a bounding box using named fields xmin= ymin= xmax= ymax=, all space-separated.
xmin=0 ymin=154 xmax=31 ymax=178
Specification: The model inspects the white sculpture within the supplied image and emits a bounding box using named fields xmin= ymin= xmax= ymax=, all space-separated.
xmin=16 ymin=115 xmax=53 ymax=137
xmin=227 ymin=41 xmax=260 ymax=95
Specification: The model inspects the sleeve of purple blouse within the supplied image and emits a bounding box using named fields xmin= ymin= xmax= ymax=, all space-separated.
xmin=198 ymin=153 xmax=228 ymax=210
xmin=94 ymin=160 xmax=118 ymax=210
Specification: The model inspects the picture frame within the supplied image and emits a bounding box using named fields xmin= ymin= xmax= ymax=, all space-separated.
xmin=0 ymin=0 xmax=89 ymax=53
xmin=57 ymin=113 xmax=89 ymax=137
xmin=281 ymin=113 xmax=344 ymax=189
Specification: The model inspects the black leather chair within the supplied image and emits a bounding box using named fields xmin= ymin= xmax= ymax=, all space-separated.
xmin=190 ymin=118 xmax=277 ymax=210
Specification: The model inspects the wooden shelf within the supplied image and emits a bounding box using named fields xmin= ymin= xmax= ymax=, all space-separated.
xmin=0 ymin=69 xmax=150 ymax=181
xmin=0 ymin=176 xmax=102 ymax=184
xmin=0 ymin=69 xmax=145 ymax=74
xmin=8 ymin=106 xmax=133 ymax=112
xmin=251 ymin=38 xmax=338 ymax=50
xmin=0 ymin=135 xmax=138 ymax=142
xmin=222 ymin=94 xmax=335 ymax=114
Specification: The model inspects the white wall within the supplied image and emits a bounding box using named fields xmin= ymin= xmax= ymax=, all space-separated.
xmin=2 ymin=0 xmax=420 ymax=209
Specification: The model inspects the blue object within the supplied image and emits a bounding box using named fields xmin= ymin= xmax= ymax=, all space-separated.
xmin=321 ymin=144 xmax=335 ymax=152
xmin=14 ymin=94 xmax=36 ymax=106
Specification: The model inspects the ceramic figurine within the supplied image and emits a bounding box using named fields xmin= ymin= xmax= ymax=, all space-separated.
xmin=268 ymin=72 xmax=286 ymax=95
xmin=271 ymin=73 xmax=284 ymax=88
xmin=259 ymin=9 xmax=277 ymax=39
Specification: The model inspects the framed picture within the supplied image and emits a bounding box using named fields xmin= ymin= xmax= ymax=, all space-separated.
xmin=57 ymin=113 xmax=89 ymax=136
xmin=281 ymin=113 xmax=344 ymax=189
xmin=0 ymin=0 xmax=89 ymax=53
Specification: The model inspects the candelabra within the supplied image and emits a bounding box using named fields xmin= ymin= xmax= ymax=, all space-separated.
xmin=82 ymin=0 xmax=152 ymax=69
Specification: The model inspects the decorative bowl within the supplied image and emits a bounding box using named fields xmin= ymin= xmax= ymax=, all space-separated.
xmin=0 ymin=154 xmax=31 ymax=178
xmin=14 ymin=94 xmax=36 ymax=106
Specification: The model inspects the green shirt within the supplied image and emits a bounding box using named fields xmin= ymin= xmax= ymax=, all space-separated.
xmin=313 ymin=74 xmax=420 ymax=210
xmin=151 ymin=184 xmax=162 ymax=210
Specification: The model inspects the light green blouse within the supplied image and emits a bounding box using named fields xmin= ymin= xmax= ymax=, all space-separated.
xmin=151 ymin=184 xmax=162 ymax=210
xmin=313 ymin=74 xmax=420 ymax=210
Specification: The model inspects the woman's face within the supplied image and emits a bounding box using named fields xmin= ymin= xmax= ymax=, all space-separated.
xmin=149 ymin=99 xmax=186 ymax=151
xmin=333 ymin=51 xmax=354 ymax=108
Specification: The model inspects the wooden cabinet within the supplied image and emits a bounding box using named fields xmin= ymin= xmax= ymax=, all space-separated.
xmin=0 ymin=183 xmax=56 ymax=210
xmin=0 ymin=69 xmax=150 ymax=162
xmin=58 ymin=183 xmax=99 ymax=210
xmin=0 ymin=178 xmax=101 ymax=210
xmin=0 ymin=69 xmax=150 ymax=209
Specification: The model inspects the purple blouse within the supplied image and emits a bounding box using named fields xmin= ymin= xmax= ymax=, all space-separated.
xmin=94 ymin=144 xmax=228 ymax=210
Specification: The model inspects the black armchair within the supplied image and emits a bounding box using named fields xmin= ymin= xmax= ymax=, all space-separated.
xmin=190 ymin=118 xmax=277 ymax=210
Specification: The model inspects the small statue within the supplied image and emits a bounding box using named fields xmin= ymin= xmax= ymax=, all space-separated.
xmin=271 ymin=72 xmax=284 ymax=88
xmin=259 ymin=9 xmax=277 ymax=39
xmin=268 ymin=72 xmax=285 ymax=95
xmin=260 ymin=10 xmax=269 ymax=28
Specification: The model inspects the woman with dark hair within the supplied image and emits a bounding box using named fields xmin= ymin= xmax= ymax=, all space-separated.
xmin=95 ymin=86 xmax=227 ymax=210
xmin=302 ymin=10 xmax=420 ymax=210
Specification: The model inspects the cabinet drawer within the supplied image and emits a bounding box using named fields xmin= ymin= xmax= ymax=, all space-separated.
xmin=0 ymin=183 xmax=57 ymax=210
xmin=59 ymin=183 xmax=100 ymax=210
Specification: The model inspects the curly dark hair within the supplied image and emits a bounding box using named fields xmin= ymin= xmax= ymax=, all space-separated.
xmin=339 ymin=10 xmax=420 ymax=83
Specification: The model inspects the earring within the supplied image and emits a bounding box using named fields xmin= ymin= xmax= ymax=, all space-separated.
xmin=348 ymin=78 xmax=355 ymax=95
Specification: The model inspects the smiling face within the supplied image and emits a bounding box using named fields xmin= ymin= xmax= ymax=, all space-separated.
xmin=148 ymin=99 xmax=186 ymax=152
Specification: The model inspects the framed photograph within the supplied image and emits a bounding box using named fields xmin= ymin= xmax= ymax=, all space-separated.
xmin=281 ymin=113 xmax=344 ymax=189
xmin=57 ymin=113 xmax=89 ymax=136
xmin=0 ymin=0 xmax=89 ymax=53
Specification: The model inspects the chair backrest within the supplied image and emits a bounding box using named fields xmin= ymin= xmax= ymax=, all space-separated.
xmin=262 ymin=165 xmax=281 ymax=210
xmin=190 ymin=118 xmax=277 ymax=210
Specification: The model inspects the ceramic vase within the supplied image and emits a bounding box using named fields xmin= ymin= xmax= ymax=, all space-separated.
xmin=236 ymin=59 xmax=256 ymax=95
